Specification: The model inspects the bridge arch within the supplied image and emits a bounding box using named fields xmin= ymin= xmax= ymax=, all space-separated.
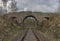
xmin=22 ymin=15 xmax=38 ymax=28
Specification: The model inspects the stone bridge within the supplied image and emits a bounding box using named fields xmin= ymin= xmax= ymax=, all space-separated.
xmin=3 ymin=11 xmax=50 ymax=28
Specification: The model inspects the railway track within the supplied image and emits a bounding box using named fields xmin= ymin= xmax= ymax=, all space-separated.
xmin=32 ymin=29 xmax=41 ymax=41
xmin=11 ymin=28 xmax=51 ymax=41
xmin=21 ymin=28 xmax=40 ymax=41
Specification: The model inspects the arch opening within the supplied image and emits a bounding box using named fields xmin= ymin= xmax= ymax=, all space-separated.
xmin=22 ymin=15 xmax=38 ymax=28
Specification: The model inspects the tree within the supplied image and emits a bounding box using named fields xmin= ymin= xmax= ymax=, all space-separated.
xmin=6 ymin=0 xmax=17 ymax=13
xmin=2 ymin=0 xmax=8 ymax=6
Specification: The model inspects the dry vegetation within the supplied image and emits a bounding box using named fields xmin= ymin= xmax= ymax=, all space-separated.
xmin=0 ymin=16 xmax=22 ymax=41
xmin=0 ymin=11 xmax=60 ymax=41
xmin=38 ymin=14 xmax=60 ymax=41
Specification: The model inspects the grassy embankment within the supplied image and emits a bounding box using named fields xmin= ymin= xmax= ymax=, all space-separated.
xmin=38 ymin=14 xmax=60 ymax=41
xmin=0 ymin=15 xmax=22 ymax=41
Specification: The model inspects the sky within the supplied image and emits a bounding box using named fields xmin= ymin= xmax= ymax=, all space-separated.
xmin=15 ymin=0 xmax=59 ymax=12
xmin=0 ymin=0 xmax=59 ymax=12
